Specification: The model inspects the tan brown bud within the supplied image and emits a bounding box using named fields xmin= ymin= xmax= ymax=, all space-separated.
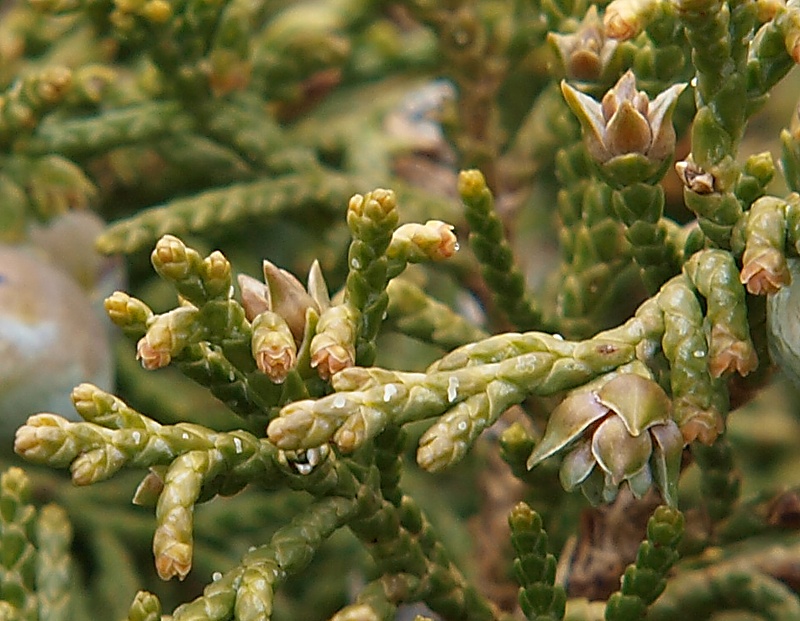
xmin=740 ymin=247 xmax=791 ymax=295
xmin=238 ymin=274 xmax=271 ymax=322
xmin=311 ymin=342 xmax=354 ymax=380
xmin=142 ymin=0 xmax=171 ymax=22
xmin=135 ymin=307 xmax=199 ymax=370
xmin=203 ymin=251 xmax=230 ymax=283
xmin=708 ymin=324 xmax=759 ymax=378
xmin=136 ymin=339 xmax=171 ymax=370
xmin=755 ymin=0 xmax=784 ymax=22
xmin=262 ymin=260 xmax=319 ymax=341
xmin=256 ymin=346 xmax=295 ymax=383
xmin=347 ymin=189 xmax=396 ymax=220
xmin=678 ymin=408 xmax=724 ymax=445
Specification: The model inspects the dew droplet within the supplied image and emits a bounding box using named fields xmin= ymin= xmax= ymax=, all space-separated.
xmin=453 ymin=241 xmax=460 ymax=252
xmin=296 ymin=463 xmax=313 ymax=475
xmin=457 ymin=420 xmax=468 ymax=432
xmin=233 ymin=437 xmax=243 ymax=454
xmin=307 ymin=447 xmax=320 ymax=466
xmin=383 ymin=383 xmax=398 ymax=402
xmin=693 ymin=350 xmax=705 ymax=358
xmin=553 ymin=333 xmax=564 ymax=341
xmin=132 ymin=431 xmax=142 ymax=444
xmin=333 ymin=394 xmax=347 ymax=409
xmin=181 ymin=432 xmax=190 ymax=440
xmin=350 ymin=257 xmax=361 ymax=269
xmin=228 ymin=370 xmax=235 ymax=381
xmin=447 ymin=377 xmax=459 ymax=403
xmin=212 ymin=572 xmax=222 ymax=582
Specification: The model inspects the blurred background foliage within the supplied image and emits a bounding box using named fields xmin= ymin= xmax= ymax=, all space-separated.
xmin=2 ymin=0 xmax=800 ymax=618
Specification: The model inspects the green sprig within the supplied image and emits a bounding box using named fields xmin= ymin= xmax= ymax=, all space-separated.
xmin=611 ymin=183 xmax=674 ymax=293
xmin=684 ymin=249 xmax=758 ymax=378
xmin=604 ymin=506 xmax=683 ymax=621
xmin=268 ymin=331 xmax=636 ymax=459
xmin=35 ymin=505 xmax=72 ymax=621
xmin=25 ymin=101 xmax=194 ymax=158
xmin=657 ymin=276 xmax=724 ymax=444
xmin=97 ymin=174 xmax=358 ymax=255
xmin=0 ymin=468 xmax=38 ymax=619
xmin=692 ymin=436 xmax=741 ymax=525
xmin=647 ymin=567 xmax=800 ymax=621
xmin=509 ymin=502 xmax=566 ymax=621
xmin=329 ymin=580 xmax=397 ymax=621
xmin=458 ymin=168 xmax=543 ymax=330
xmin=385 ymin=278 xmax=488 ymax=350
xmin=154 ymin=496 xmax=357 ymax=621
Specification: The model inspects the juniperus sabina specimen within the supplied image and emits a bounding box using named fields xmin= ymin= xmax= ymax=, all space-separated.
xmin=5 ymin=0 xmax=800 ymax=618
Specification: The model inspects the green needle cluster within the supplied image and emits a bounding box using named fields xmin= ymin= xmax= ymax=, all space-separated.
xmin=7 ymin=0 xmax=800 ymax=618
xmin=509 ymin=502 xmax=566 ymax=621
xmin=458 ymin=169 xmax=543 ymax=330
xmin=604 ymin=506 xmax=683 ymax=621
xmin=0 ymin=469 xmax=74 ymax=621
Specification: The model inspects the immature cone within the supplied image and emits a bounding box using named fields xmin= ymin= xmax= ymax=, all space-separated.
xmin=128 ymin=591 xmax=162 ymax=621
xmin=549 ymin=6 xmax=618 ymax=80
xmin=201 ymin=251 xmax=232 ymax=299
xmin=604 ymin=0 xmax=659 ymax=41
xmin=347 ymin=189 xmax=399 ymax=236
xmin=136 ymin=306 xmax=201 ymax=370
xmin=152 ymin=235 xmax=195 ymax=282
xmin=251 ymin=311 xmax=297 ymax=383
xmin=388 ymin=220 xmax=458 ymax=262
xmin=527 ymin=374 xmax=683 ymax=505
xmin=104 ymin=291 xmax=152 ymax=336
xmin=562 ymin=71 xmax=687 ymax=184
xmin=310 ymin=303 xmax=358 ymax=380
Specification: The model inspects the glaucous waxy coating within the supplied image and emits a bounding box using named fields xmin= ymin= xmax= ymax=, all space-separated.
xmin=0 ymin=246 xmax=113 ymax=433
xmin=767 ymin=258 xmax=800 ymax=389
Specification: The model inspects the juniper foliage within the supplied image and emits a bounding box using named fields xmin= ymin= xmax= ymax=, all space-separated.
xmin=3 ymin=0 xmax=800 ymax=619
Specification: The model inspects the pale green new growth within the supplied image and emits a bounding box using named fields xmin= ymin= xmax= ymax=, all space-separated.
xmin=7 ymin=0 xmax=800 ymax=618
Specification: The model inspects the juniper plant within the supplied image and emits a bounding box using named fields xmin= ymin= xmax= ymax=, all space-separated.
xmin=3 ymin=0 xmax=800 ymax=619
